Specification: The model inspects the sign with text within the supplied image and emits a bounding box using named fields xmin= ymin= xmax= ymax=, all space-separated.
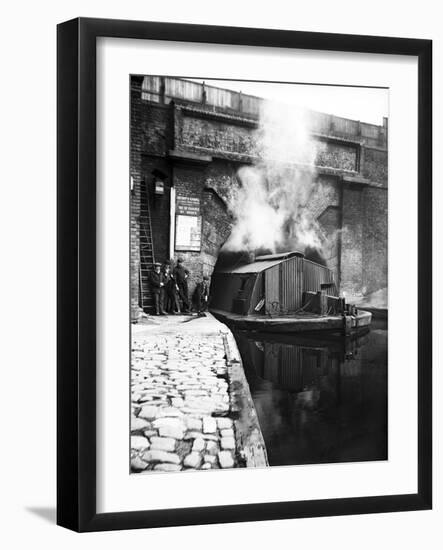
xmin=176 ymin=195 xmax=201 ymax=216
xmin=175 ymin=195 xmax=202 ymax=251
xmin=175 ymin=215 xmax=202 ymax=251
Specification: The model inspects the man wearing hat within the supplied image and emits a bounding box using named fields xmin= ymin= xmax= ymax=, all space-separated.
xmin=173 ymin=258 xmax=190 ymax=313
xmin=163 ymin=261 xmax=181 ymax=314
xmin=192 ymin=275 xmax=210 ymax=313
xmin=149 ymin=262 xmax=166 ymax=315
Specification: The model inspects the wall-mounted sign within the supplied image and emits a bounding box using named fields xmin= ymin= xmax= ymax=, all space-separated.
xmin=154 ymin=179 xmax=165 ymax=195
xmin=176 ymin=195 xmax=200 ymax=216
xmin=175 ymin=215 xmax=202 ymax=251
xmin=175 ymin=195 xmax=202 ymax=251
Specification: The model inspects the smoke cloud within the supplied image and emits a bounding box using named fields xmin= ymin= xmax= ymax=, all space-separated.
xmin=223 ymin=100 xmax=326 ymax=257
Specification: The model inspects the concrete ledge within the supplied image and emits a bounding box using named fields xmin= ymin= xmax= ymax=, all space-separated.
xmin=180 ymin=104 xmax=259 ymax=128
xmin=168 ymin=149 xmax=212 ymax=165
xmin=222 ymin=330 xmax=269 ymax=468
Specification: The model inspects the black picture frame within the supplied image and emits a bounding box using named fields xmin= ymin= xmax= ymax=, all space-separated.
xmin=57 ymin=17 xmax=432 ymax=532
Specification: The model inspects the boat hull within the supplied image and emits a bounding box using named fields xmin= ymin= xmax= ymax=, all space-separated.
xmin=210 ymin=308 xmax=372 ymax=334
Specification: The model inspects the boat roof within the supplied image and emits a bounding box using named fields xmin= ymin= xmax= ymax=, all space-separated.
xmin=216 ymin=251 xmax=305 ymax=274
xmin=255 ymin=251 xmax=304 ymax=261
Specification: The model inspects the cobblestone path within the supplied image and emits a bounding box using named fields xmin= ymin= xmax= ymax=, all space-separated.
xmin=131 ymin=332 xmax=240 ymax=473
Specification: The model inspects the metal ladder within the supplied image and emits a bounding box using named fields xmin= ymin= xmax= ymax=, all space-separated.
xmin=139 ymin=180 xmax=155 ymax=312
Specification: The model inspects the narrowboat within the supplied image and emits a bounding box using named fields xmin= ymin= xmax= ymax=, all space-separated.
xmin=210 ymin=251 xmax=372 ymax=334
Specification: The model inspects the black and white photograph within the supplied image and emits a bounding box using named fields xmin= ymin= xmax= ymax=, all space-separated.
xmin=0 ymin=0 xmax=438 ymax=541
xmin=130 ymin=75 xmax=388 ymax=473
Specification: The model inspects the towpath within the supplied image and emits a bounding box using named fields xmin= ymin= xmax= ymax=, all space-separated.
xmin=130 ymin=313 xmax=267 ymax=473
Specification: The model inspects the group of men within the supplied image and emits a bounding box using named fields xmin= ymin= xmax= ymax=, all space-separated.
xmin=148 ymin=258 xmax=210 ymax=316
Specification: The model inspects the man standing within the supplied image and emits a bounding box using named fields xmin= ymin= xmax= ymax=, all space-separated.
xmin=193 ymin=275 xmax=210 ymax=313
xmin=173 ymin=258 xmax=190 ymax=313
xmin=149 ymin=262 xmax=166 ymax=315
xmin=163 ymin=262 xmax=181 ymax=314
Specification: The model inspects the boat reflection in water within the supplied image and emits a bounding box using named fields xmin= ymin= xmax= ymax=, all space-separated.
xmin=233 ymin=320 xmax=388 ymax=466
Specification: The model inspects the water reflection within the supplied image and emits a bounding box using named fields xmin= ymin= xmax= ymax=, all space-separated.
xmin=233 ymin=320 xmax=388 ymax=466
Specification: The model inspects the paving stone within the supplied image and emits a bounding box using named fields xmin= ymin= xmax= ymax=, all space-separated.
xmin=183 ymin=431 xmax=204 ymax=440
xmin=158 ymin=425 xmax=185 ymax=439
xmin=130 ymin=435 xmax=150 ymax=450
xmin=141 ymin=388 xmax=168 ymax=396
xmin=131 ymin=417 xmax=151 ymax=432
xmin=192 ymin=438 xmax=205 ymax=452
xmin=183 ymin=431 xmax=218 ymax=442
xmin=152 ymin=417 xmax=185 ymax=430
xmin=221 ymin=436 xmax=236 ymax=450
xmin=216 ymin=418 xmax=233 ymax=430
xmin=153 ymin=463 xmax=182 ymax=472
xmin=155 ymin=407 xmax=184 ymax=418
xmin=180 ymin=407 xmax=211 ymax=416
xmin=138 ymin=405 xmax=160 ymax=420
xmin=142 ymin=450 xmax=181 ymax=464
xmin=132 ymin=383 xmax=150 ymax=392
xmin=202 ymin=416 xmax=217 ymax=434
xmin=184 ymin=390 xmax=209 ymax=397
xmin=200 ymin=433 xmax=219 ymax=441
xmin=214 ymin=405 xmax=230 ymax=414
xmin=131 ymin=456 xmax=149 ymax=471
xmin=131 ymin=332 xmax=239 ymax=474
xmin=184 ymin=452 xmax=202 ymax=469
xmin=201 ymin=462 xmax=212 ymax=470
xmin=171 ymin=397 xmax=185 ymax=407
xmin=206 ymin=440 xmax=218 ymax=454
xmin=218 ymin=451 xmax=235 ymax=469
xmin=185 ymin=400 xmax=213 ymax=409
xmin=137 ymin=395 xmax=156 ymax=404
xmin=186 ymin=417 xmax=203 ymax=431
xmin=150 ymin=436 xmax=176 ymax=452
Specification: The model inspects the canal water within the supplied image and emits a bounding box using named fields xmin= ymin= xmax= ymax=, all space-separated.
xmin=232 ymin=319 xmax=388 ymax=467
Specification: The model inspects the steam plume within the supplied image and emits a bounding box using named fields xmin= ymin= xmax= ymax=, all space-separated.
xmin=223 ymin=100 xmax=325 ymax=256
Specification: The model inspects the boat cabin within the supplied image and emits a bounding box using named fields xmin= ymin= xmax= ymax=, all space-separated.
xmin=211 ymin=251 xmax=338 ymax=317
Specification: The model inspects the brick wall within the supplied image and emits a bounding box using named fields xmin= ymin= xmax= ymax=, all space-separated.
xmin=172 ymin=162 xmax=234 ymax=297
xmin=338 ymin=183 xmax=388 ymax=298
xmin=141 ymin=157 xmax=172 ymax=263
xmin=175 ymin=104 xmax=364 ymax=174
xmin=317 ymin=206 xmax=341 ymax=277
xmin=362 ymin=147 xmax=388 ymax=185
xmin=340 ymin=185 xmax=364 ymax=297
xmin=130 ymin=76 xmax=143 ymax=320
xmin=305 ymin=176 xmax=341 ymax=282
xmin=362 ymin=186 xmax=388 ymax=295
xmin=201 ymin=186 xmax=232 ymax=273
xmin=140 ymin=102 xmax=172 ymax=155
xmin=316 ymin=141 xmax=358 ymax=172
